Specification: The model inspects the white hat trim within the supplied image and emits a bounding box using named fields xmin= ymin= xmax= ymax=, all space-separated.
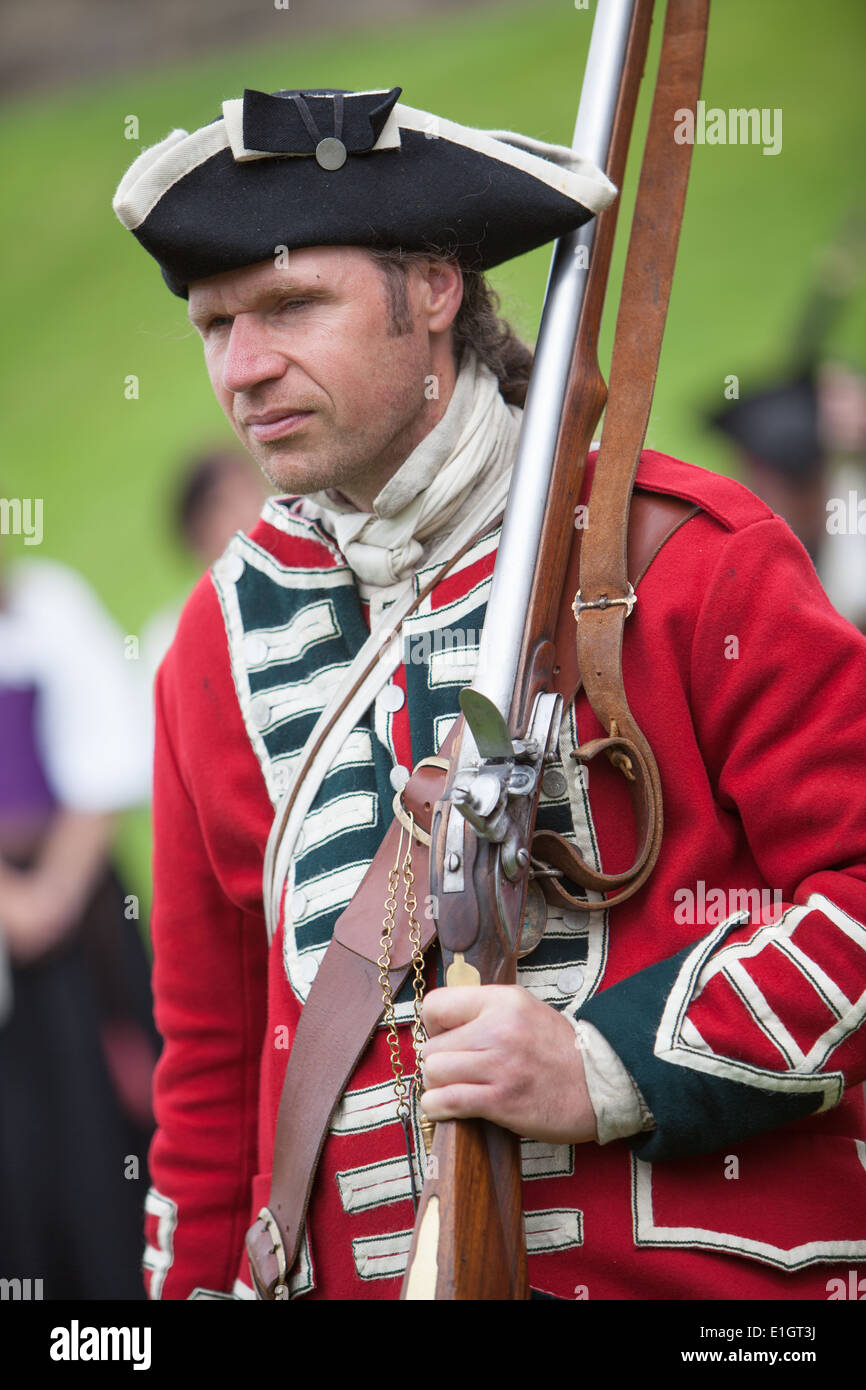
xmin=114 ymin=121 xmax=230 ymax=230
xmin=113 ymin=99 xmax=616 ymax=235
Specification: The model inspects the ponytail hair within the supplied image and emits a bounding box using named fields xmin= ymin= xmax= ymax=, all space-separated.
xmin=368 ymin=248 xmax=535 ymax=407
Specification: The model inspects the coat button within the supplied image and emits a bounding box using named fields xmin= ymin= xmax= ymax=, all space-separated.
xmin=315 ymin=137 xmax=347 ymax=170
xmin=379 ymin=684 xmax=405 ymax=713
xmin=250 ymin=696 xmax=272 ymax=729
xmin=243 ymin=633 xmax=269 ymax=666
xmin=390 ymin=764 xmax=410 ymax=792
xmin=215 ymin=552 xmax=245 ymax=583
xmin=557 ymin=966 xmax=585 ymax=995
xmin=562 ymin=909 xmax=589 ymax=931
xmin=542 ymin=768 xmax=568 ymax=799
xmin=291 ymin=890 xmax=308 ymax=918
xmin=295 ymin=954 xmax=319 ymax=983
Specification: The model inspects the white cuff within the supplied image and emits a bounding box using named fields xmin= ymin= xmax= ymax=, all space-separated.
xmin=569 ymin=1018 xmax=656 ymax=1144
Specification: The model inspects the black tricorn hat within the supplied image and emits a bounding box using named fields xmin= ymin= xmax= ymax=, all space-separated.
xmin=113 ymin=86 xmax=616 ymax=297
xmin=708 ymin=374 xmax=823 ymax=480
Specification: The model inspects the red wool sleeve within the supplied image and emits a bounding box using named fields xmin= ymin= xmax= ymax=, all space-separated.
xmin=681 ymin=514 xmax=866 ymax=1093
xmin=581 ymin=511 xmax=866 ymax=1162
xmin=144 ymin=576 xmax=270 ymax=1300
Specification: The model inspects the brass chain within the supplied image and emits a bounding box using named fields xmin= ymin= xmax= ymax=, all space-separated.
xmin=401 ymin=814 xmax=428 ymax=1079
xmin=378 ymin=809 xmax=435 ymax=1204
xmin=402 ymin=818 xmax=437 ymax=1160
xmin=377 ymin=822 xmax=410 ymax=1122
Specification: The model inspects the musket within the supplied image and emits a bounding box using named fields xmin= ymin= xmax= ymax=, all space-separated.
xmin=401 ymin=0 xmax=709 ymax=1300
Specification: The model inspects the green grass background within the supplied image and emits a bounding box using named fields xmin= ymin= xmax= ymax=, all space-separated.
xmin=2 ymin=0 xmax=864 ymax=924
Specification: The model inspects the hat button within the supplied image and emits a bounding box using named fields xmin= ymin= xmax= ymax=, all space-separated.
xmin=316 ymin=137 xmax=347 ymax=170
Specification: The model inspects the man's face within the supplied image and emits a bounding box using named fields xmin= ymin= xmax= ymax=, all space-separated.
xmin=188 ymin=247 xmax=460 ymax=510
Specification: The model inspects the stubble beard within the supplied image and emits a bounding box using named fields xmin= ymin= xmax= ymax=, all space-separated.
xmin=242 ymin=382 xmax=437 ymax=507
xmin=249 ymin=434 xmax=380 ymax=501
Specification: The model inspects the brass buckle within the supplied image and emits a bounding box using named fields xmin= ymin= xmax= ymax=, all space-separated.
xmin=391 ymin=755 xmax=449 ymax=848
xmin=572 ymin=583 xmax=636 ymax=618
xmin=258 ymin=1206 xmax=288 ymax=1290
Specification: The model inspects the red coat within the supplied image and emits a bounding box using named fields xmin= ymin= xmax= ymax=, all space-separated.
xmin=144 ymin=451 xmax=866 ymax=1300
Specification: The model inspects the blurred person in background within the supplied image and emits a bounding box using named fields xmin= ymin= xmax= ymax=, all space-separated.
xmin=141 ymin=447 xmax=271 ymax=686
xmin=709 ymin=365 xmax=866 ymax=634
xmin=0 ymin=537 xmax=158 ymax=1299
xmin=709 ymin=214 xmax=866 ymax=632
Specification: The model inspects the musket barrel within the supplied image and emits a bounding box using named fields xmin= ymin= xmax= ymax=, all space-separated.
xmin=466 ymin=0 xmax=637 ymax=749
xmin=402 ymin=0 xmax=665 ymax=1302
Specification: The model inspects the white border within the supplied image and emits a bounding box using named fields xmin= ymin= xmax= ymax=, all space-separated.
xmin=653 ymin=910 xmax=844 ymax=1111
xmin=210 ymin=529 xmax=355 ymax=808
xmin=632 ymin=1153 xmax=866 ymax=1269
xmin=142 ymin=1188 xmax=178 ymax=1301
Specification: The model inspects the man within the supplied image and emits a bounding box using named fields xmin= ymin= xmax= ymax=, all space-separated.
xmin=115 ymin=86 xmax=866 ymax=1301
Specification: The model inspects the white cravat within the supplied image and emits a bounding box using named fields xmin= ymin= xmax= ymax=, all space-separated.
xmin=297 ymin=350 xmax=521 ymax=593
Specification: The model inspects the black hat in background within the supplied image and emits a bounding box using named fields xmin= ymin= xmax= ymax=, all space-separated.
xmin=708 ymin=374 xmax=823 ymax=481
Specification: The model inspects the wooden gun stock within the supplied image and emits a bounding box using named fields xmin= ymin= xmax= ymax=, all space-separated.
xmin=404 ymin=1119 xmax=527 ymax=1300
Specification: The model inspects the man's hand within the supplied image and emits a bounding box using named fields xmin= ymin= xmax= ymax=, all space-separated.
xmin=0 ymin=867 xmax=72 ymax=965
xmin=0 ymin=811 xmax=114 ymax=966
xmin=419 ymin=984 xmax=598 ymax=1146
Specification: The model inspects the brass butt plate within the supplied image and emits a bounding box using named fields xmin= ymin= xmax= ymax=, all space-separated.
xmin=403 ymin=1195 xmax=440 ymax=1300
xmin=445 ymin=952 xmax=481 ymax=987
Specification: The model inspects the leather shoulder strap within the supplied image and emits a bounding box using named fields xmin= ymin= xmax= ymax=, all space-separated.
xmin=552 ymin=487 xmax=698 ymax=702
xmin=534 ymin=488 xmax=699 ymax=911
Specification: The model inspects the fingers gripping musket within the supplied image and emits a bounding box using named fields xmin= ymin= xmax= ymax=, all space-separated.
xmin=401 ymin=0 xmax=710 ymax=1301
